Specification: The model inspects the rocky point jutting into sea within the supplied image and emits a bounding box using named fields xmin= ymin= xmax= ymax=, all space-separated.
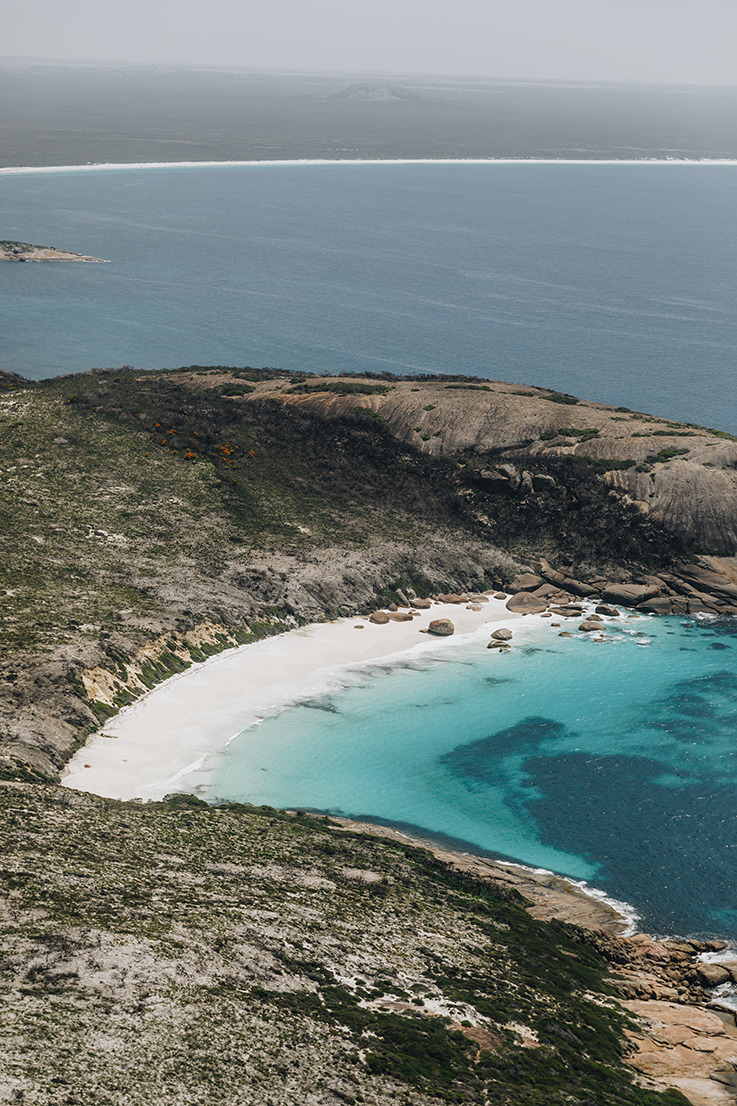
xmin=2 ymin=364 xmax=737 ymax=1106
xmin=0 ymin=239 xmax=109 ymax=263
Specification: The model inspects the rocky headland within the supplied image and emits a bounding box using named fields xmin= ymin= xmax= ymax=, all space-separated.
xmin=2 ymin=362 xmax=736 ymax=783
xmin=2 ymin=364 xmax=737 ymax=1106
xmin=0 ymin=239 xmax=109 ymax=262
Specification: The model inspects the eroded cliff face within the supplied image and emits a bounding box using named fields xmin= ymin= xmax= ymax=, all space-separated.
xmin=199 ymin=373 xmax=737 ymax=552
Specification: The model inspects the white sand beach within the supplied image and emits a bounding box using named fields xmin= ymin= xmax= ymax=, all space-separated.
xmin=62 ymin=597 xmax=520 ymax=802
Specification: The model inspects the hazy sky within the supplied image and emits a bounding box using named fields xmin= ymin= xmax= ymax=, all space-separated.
xmin=5 ymin=0 xmax=737 ymax=85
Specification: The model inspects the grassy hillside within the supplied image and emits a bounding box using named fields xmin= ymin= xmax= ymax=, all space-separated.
xmin=0 ymin=782 xmax=689 ymax=1106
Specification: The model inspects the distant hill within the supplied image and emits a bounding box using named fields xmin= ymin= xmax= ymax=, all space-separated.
xmin=325 ymin=82 xmax=427 ymax=103
xmin=3 ymin=62 xmax=737 ymax=165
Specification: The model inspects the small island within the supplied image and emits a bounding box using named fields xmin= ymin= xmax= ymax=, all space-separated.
xmin=0 ymin=239 xmax=109 ymax=262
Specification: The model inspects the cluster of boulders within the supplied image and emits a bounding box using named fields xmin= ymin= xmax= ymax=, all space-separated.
xmin=471 ymin=463 xmax=556 ymax=497
xmin=597 ymin=935 xmax=737 ymax=1102
xmin=591 ymin=932 xmax=734 ymax=1006
xmin=505 ymin=556 xmax=737 ymax=618
xmin=366 ymin=587 xmax=497 ymax=634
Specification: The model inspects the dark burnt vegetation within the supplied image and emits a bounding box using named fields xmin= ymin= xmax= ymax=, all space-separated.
xmin=64 ymin=369 xmax=478 ymax=544
xmin=461 ymin=449 xmax=691 ymax=569
xmin=58 ymin=367 xmax=694 ymax=570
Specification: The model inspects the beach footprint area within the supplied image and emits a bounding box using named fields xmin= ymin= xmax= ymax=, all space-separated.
xmin=65 ymin=602 xmax=737 ymax=944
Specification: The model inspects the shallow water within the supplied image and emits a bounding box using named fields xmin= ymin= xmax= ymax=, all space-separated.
xmin=2 ymin=161 xmax=737 ymax=432
xmin=210 ymin=613 xmax=737 ymax=940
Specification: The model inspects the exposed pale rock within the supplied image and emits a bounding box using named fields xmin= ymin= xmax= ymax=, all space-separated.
xmin=684 ymin=1038 xmax=719 ymax=1052
xmin=674 ymin=563 xmax=737 ymax=601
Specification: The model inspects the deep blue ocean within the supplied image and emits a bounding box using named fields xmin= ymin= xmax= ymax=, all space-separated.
xmin=4 ymin=162 xmax=736 ymax=945
xmin=2 ymin=162 xmax=737 ymax=432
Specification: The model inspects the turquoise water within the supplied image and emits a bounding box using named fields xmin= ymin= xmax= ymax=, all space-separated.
xmin=210 ymin=614 xmax=737 ymax=939
xmin=2 ymin=162 xmax=737 ymax=432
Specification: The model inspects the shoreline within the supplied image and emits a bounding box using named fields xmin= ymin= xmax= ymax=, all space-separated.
xmin=329 ymin=814 xmax=635 ymax=935
xmin=62 ymin=592 xmax=638 ymax=936
xmin=62 ymin=596 xmax=522 ymax=802
xmin=3 ymin=157 xmax=737 ymax=176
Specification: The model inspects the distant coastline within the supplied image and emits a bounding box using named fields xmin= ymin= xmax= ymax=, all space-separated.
xmin=0 ymin=239 xmax=109 ymax=262
xmin=3 ymin=156 xmax=737 ymax=175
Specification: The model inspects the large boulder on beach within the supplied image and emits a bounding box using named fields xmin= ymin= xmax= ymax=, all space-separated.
xmin=369 ymin=611 xmax=390 ymax=624
xmin=490 ymin=628 xmax=513 ymax=641
xmin=410 ymin=598 xmax=432 ymax=609
xmin=602 ymin=583 xmax=660 ymax=607
xmin=427 ymin=618 xmax=454 ymax=636
xmin=386 ymin=613 xmax=414 ymax=622
xmin=505 ymin=592 xmax=548 ymax=615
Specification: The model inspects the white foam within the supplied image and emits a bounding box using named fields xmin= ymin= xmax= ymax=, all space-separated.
xmin=2 ymin=157 xmax=737 ymax=176
xmin=460 ymin=855 xmax=639 ymax=934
